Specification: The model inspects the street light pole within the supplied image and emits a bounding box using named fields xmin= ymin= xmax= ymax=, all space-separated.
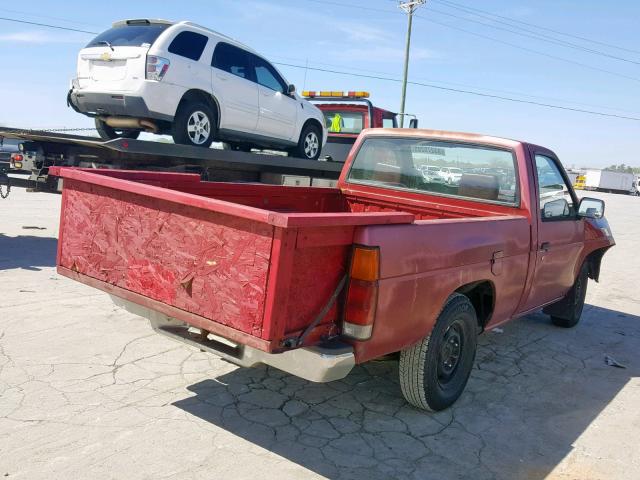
xmin=398 ymin=0 xmax=427 ymax=127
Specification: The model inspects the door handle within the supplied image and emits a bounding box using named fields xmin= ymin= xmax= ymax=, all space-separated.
xmin=216 ymin=74 xmax=227 ymax=81
xmin=540 ymin=242 xmax=551 ymax=252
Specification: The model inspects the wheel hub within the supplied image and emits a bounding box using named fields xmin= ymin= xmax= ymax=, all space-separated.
xmin=438 ymin=324 xmax=463 ymax=381
xmin=304 ymin=131 xmax=319 ymax=158
xmin=187 ymin=111 xmax=211 ymax=145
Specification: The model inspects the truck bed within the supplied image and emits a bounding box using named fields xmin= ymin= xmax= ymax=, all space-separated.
xmin=54 ymin=168 xmax=509 ymax=353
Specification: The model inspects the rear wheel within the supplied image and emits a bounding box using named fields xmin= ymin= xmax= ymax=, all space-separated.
xmin=94 ymin=118 xmax=140 ymax=140
xmin=399 ymin=293 xmax=478 ymax=411
xmin=172 ymin=101 xmax=216 ymax=148
xmin=293 ymin=124 xmax=322 ymax=160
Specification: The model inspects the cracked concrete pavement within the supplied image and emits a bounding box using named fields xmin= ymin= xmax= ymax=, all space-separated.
xmin=1 ymin=187 xmax=638 ymax=480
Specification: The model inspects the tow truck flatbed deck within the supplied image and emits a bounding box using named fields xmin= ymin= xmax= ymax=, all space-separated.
xmin=0 ymin=128 xmax=344 ymax=193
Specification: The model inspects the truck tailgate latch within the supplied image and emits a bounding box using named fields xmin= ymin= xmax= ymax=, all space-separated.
xmin=491 ymin=250 xmax=504 ymax=276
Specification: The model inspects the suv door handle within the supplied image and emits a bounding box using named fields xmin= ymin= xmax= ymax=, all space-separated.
xmin=216 ymin=74 xmax=227 ymax=81
xmin=540 ymin=242 xmax=551 ymax=252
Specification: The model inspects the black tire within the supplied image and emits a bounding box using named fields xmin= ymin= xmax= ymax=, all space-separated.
xmin=399 ymin=293 xmax=478 ymax=411
xmin=293 ymin=124 xmax=322 ymax=160
xmin=548 ymin=263 xmax=589 ymax=328
xmin=172 ymin=101 xmax=216 ymax=148
xmin=94 ymin=118 xmax=140 ymax=140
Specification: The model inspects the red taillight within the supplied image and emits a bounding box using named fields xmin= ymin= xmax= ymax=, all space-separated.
xmin=146 ymin=55 xmax=170 ymax=81
xmin=343 ymin=246 xmax=379 ymax=341
xmin=12 ymin=154 xmax=23 ymax=162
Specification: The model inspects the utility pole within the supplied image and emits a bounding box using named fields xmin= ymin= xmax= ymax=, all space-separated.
xmin=398 ymin=0 xmax=427 ymax=127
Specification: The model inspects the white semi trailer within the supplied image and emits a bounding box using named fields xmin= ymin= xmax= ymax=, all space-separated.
xmin=584 ymin=169 xmax=638 ymax=195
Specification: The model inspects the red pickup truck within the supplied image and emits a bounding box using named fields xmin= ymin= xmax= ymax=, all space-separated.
xmin=53 ymin=128 xmax=614 ymax=411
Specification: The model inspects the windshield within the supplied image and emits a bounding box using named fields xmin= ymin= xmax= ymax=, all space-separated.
xmin=86 ymin=24 xmax=169 ymax=48
xmin=348 ymin=137 xmax=519 ymax=205
xmin=323 ymin=111 xmax=364 ymax=134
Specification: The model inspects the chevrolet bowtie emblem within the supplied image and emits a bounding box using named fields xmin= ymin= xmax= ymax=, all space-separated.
xmin=100 ymin=52 xmax=111 ymax=61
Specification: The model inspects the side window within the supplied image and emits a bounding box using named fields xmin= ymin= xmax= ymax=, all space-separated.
xmin=212 ymin=43 xmax=251 ymax=80
xmin=382 ymin=118 xmax=395 ymax=128
xmin=168 ymin=31 xmax=208 ymax=61
xmin=535 ymin=154 xmax=574 ymax=220
xmin=252 ymin=55 xmax=286 ymax=92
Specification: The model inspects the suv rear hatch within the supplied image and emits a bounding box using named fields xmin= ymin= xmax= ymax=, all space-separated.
xmin=76 ymin=21 xmax=169 ymax=92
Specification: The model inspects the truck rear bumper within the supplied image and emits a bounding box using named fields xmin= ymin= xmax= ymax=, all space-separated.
xmin=111 ymin=296 xmax=355 ymax=383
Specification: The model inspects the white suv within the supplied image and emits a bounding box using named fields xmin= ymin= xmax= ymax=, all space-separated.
xmin=68 ymin=19 xmax=327 ymax=159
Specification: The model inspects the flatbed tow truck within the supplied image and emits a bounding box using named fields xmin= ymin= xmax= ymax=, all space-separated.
xmin=0 ymin=92 xmax=413 ymax=196
xmin=0 ymin=128 xmax=343 ymax=195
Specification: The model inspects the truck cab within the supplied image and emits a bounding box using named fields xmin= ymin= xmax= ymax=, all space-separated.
xmin=302 ymin=91 xmax=404 ymax=162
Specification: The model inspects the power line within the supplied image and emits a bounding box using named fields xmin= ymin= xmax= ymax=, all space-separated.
xmin=433 ymin=0 xmax=640 ymax=56
xmin=0 ymin=8 xmax=103 ymax=28
xmin=0 ymin=17 xmax=97 ymax=35
xmin=269 ymin=52 xmax=637 ymax=113
xmin=293 ymin=0 xmax=640 ymax=83
xmin=274 ymin=61 xmax=640 ymax=122
xmin=412 ymin=13 xmax=640 ymax=84
xmin=423 ymin=5 xmax=640 ymax=66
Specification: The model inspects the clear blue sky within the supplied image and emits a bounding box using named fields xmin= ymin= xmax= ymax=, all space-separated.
xmin=0 ymin=0 xmax=638 ymax=168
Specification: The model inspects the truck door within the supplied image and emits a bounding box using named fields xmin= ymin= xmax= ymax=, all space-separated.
xmin=250 ymin=54 xmax=297 ymax=141
xmin=519 ymin=152 xmax=584 ymax=312
xmin=211 ymin=42 xmax=259 ymax=133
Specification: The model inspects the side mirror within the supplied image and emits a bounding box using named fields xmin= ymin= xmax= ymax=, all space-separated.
xmin=287 ymin=84 xmax=296 ymax=95
xmin=408 ymin=118 xmax=418 ymax=129
xmin=543 ymin=198 xmax=570 ymax=219
xmin=578 ymin=197 xmax=605 ymax=219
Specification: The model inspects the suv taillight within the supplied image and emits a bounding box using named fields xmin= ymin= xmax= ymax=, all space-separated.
xmin=146 ymin=55 xmax=170 ymax=81
xmin=343 ymin=246 xmax=379 ymax=341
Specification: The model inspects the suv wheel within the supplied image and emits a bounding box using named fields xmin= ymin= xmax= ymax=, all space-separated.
xmin=172 ymin=101 xmax=216 ymax=148
xmin=94 ymin=118 xmax=140 ymax=141
xmin=294 ymin=124 xmax=321 ymax=160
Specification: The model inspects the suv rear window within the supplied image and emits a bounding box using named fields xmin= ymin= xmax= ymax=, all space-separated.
xmin=348 ymin=137 xmax=519 ymax=205
xmin=168 ymin=31 xmax=208 ymax=61
xmin=86 ymin=24 xmax=168 ymax=48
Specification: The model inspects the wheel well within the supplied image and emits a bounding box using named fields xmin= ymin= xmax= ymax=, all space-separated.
xmin=455 ymin=280 xmax=495 ymax=330
xmin=300 ymin=118 xmax=323 ymax=140
xmin=584 ymin=247 xmax=609 ymax=282
xmin=177 ymin=89 xmax=220 ymax=127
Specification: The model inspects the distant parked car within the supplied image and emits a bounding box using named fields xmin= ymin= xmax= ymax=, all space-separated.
xmin=438 ymin=166 xmax=463 ymax=185
xmin=420 ymin=165 xmax=445 ymax=183
xmin=68 ymin=19 xmax=327 ymax=159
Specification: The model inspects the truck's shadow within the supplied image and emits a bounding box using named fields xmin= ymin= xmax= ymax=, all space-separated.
xmin=0 ymin=233 xmax=57 ymax=271
xmin=174 ymin=305 xmax=638 ymax=479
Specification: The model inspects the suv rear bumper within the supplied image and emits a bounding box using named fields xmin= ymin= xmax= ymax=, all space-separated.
xmin=111 ymin=296 xmax=356 ymax=383
xmin=68 ymin=90 xmax=174 ymax=122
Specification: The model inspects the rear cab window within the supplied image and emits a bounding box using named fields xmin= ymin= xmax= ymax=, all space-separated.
xmin=324 ymin=111 xmax=365 ymax=134
xmin=168 ymin=31 xmax=208 ymax=61
xmin=86 ymin=24 xmax=169 ymax=48
xmin=347 ymin=137 xmax=519 ymax=205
